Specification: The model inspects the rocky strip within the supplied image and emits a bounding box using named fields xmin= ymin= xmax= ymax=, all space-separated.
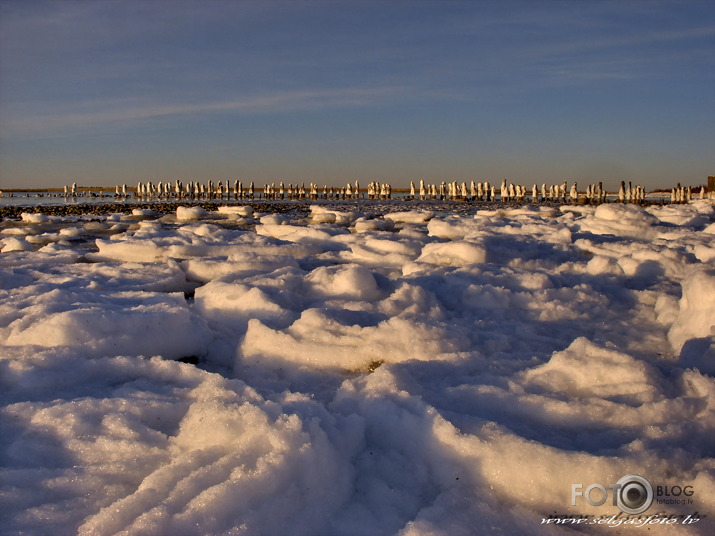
xmin=0 ymin=202 xmax=313 ymax=220
xmin=0 ymin=197 xmax=671 ymax=221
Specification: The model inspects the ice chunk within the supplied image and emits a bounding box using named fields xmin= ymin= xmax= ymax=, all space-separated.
xmin=427 ymin=217 xmax=484 ymax=240
xmin=311 ymin=211 xmax=337 ymax=224
xmin=383 ymin=210 xmax=435 ymax=223
xmin=217 ymin=205 xmax=253 ymax=216
xmin=353 ymin=217 xmax=395 ymax=233
xmin=310 ymin=205 xmax=359 ymax=224
xmin=1 ymin=237 xmax=33 ymax=252
xmin=176 ymin=206 xmax=207 ymax=221
xmin=132 ymin=208 xmax=159 ymax=217
xmin=260 ymin=213 xmax=287 ymax=225
xmin=21 ymin=213 xmax=50 ymax=223
xmin=256 ymin=223 xmax=336 ymax=244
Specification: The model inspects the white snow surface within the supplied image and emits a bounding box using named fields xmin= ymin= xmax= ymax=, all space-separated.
xmin=1 ymin=202 xmax=714 ymax=535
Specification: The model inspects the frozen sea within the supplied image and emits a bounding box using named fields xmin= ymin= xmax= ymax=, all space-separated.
xmin=1 ymin=201 xmax=714 ymax=535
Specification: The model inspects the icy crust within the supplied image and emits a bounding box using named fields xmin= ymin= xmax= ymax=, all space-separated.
xmin=1 ymin=202 xmax=715 ymax=535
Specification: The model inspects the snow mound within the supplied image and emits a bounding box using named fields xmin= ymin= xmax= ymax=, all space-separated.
xmin=578 ymin=204 xmax=661 ymax=239
xmin=668 ymin=269 xmax=715 ymax=353
xmin=256 ymin=223 xmax=336 ymax=243
xmin=182 ymin=254 xmax=300 ymax=282
xmin=194 ymin=281 xmax=292 ymax=333
xmin=3 ymin=291 xmax=210 ymax=360
xmin=240 ymin=309 xmax=465 ymax=371
xmin=344 ymin=236 xmax=423 ymax=266
xmin=305 ymin=264 xmax=382 ymax=301
xmin=521 ymin=338 xmax=658 ymax=401
xmin=648 ymin=204 xmax=711 ymax=227
xmin=417 ymin=241 xmax=487 ymax=266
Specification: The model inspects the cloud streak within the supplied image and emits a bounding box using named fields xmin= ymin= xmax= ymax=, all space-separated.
xmin=2 ymin=86 xmax=405 ymax=140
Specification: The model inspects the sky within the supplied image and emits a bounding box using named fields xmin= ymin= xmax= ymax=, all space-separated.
xmin=1 ymin=0 xmax=714 ymax=191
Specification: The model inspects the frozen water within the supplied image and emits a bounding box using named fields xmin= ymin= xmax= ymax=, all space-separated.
xmin=1 ymin=202 xmax=714 ymax=535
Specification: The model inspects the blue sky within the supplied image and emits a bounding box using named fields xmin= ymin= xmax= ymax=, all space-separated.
xmin=1 ymin=0 xmax=713 ymax=190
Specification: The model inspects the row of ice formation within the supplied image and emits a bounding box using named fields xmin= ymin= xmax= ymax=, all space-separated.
xmin=56 ymin=179 xmax=711 ymax=203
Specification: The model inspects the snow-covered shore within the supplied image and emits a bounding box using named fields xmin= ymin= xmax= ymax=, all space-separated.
xmin=1 ymin=201 xmax=714 ymax=535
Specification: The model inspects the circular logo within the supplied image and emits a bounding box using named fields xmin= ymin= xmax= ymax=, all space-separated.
xmin=616 ymin=474 xmax=653 ymax=515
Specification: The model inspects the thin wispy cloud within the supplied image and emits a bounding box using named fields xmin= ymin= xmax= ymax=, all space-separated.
xmin=2 ymin=87 xmax=406 ymax=140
